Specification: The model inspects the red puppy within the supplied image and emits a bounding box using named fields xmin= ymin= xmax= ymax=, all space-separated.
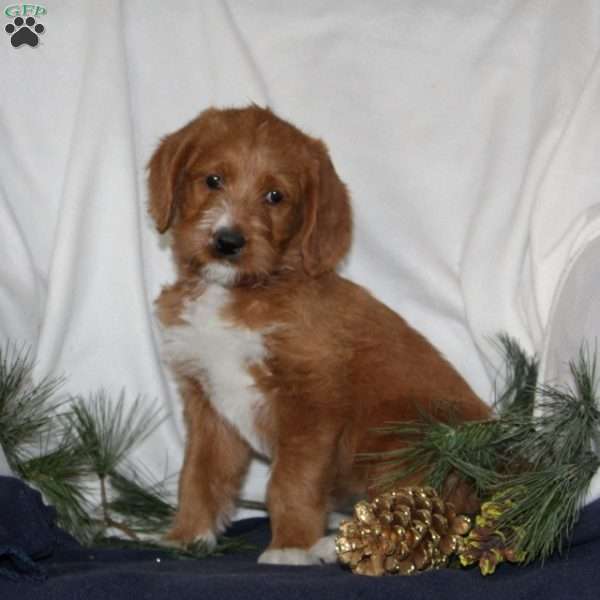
xmin=148 ymin=105 xmax=489 ymax=565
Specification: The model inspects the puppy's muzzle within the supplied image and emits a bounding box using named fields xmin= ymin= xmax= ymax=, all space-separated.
xmin=214 ymin=227 xmax=246 ymax=258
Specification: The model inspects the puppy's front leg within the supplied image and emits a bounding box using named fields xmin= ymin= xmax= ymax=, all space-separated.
xmin=167 ymin=379 xmax=251 ymax=548
xmin=258 ymin=438 xmax=337 ymax=565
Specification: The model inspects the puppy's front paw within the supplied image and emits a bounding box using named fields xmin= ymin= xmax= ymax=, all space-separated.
xmin=258 ymin=536 xmax=338 ymax=566
xmin=309 ymin=535 xmax=338 ymax=563
xmin=258 ymin=548 xmax=320 ymax=566
xmin=163 ymin=529 xmax=217 ymax=551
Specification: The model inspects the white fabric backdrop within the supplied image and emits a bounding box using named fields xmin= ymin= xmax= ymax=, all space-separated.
xmin=2 ymin=1 xmax=600 ymax=507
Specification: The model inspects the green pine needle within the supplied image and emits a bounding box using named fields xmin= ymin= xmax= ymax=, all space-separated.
xmin=494 ymin=455 xmax=599 ymax=562
xmin=107 ymin=466 xmax=177 ymax=534
xmin=17 ymin=435 xmax=94 ymax=541
xmin=67 ymin=391 xmax=165 ymax=479
xmin=369 ymin=419 xmax=504 ymax=494
xmin=0 ymin=343 xmax=64 ymax=467
xmin=531 ymin=346 xmax=600 ymax=465
xmin=492 ymin=333 xmax=539 ymax=418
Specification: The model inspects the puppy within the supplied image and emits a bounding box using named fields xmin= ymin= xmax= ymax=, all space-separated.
xmin=148 ymin=105 xmax=489 ymax=565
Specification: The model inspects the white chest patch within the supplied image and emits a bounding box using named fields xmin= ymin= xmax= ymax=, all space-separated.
xmin=161 ymin=284 xmax=269 ymax=456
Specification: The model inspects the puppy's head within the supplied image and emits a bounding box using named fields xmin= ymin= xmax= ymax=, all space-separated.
xmin=148 ymin=105 xmax=351 ymax=285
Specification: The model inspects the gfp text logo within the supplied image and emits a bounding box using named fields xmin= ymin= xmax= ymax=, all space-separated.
xmin=4 ymin=4 xmax=46 ymax=17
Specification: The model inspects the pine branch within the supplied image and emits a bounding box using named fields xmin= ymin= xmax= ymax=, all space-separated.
xmin=64 ymin=391 xmax=173 ymax=543
xmin=107 ymin=466 xmax=177 ymax=534
xmin=494 ymin=455 xmax=599 ymax=562
xmin=369 ymin=419 xmax=505 ymax=494
xmin=17 ymin=434 xmax=94 ymax=542
xmin=0 ymin=343 xmax=64 ymax=467
xmin=67 ymin=391 xmax=165 ymax=478
xmin=492 ymin=334 xmax=539 ymax=419
xmin=530 ymin=346 xmax=600 ymax=465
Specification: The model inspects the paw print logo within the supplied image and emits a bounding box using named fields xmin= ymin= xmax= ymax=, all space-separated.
xmin=5 ymin=16 xmax=45 ymax=48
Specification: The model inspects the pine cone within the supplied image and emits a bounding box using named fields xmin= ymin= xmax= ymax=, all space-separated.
xmin=335 ymin=486 xmax=471 ymax=576
xmin=457 ymin=497 xmax=526 ymax=575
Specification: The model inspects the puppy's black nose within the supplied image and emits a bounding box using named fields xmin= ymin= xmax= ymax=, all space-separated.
xmin=214 ymin=228 xmax=246 ymax=257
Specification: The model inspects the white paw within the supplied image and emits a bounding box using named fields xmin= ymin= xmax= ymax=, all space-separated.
xmin=257 ymin=536 xmax=338 ymax=566
xmin=193 ymin=530 xmax=218 ymax=550
xmin=160 ymin=530 xmax=217 ymax=551
xmin=309 ymin=535 xmax=338 ymax=563
xmin=258 ymin=548 xmax=320 ymax=566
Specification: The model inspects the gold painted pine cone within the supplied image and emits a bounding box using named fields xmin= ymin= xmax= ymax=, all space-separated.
xmin=335 ymin=486 xmax=471 ymax=576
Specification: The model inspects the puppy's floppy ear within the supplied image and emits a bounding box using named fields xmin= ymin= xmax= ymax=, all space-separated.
xmin=301 ymin=141 xmax=352 ymax=276
xmin=147 ymin=131 xmax=191 ymax=234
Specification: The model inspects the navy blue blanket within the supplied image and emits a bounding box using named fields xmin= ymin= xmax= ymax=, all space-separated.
xmin=1 ymin=475 xmax=599 ymax=599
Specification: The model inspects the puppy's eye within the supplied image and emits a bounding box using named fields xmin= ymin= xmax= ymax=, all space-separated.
xmin=205 ymin=175 xmax=223 ymax=190
xmin=265 ymin=190 xmax=284 ymax=205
